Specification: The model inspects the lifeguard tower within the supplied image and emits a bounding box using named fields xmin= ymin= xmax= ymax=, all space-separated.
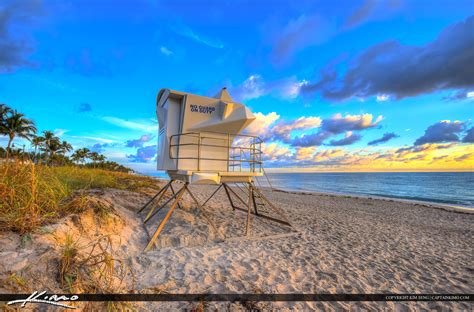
xmin=139 ymin=88 xmax=291 ymax=250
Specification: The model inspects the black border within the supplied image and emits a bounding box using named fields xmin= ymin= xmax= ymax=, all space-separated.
xmin=1 ymin=294 xmax=472 ymax=302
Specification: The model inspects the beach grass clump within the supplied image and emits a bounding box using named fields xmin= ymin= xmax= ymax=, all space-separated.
xmin=55 ymin=233 xmax=132 ymax=311
xmin=0 ymin=160 xmax=159 ymax=234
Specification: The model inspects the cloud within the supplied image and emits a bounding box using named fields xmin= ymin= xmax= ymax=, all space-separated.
xmin=368 ymin=132 xmax=399 ymax=145
xmin=430 ymin=155 xmax=449 ymax=164
xmin=454 ymin=152 xmax=474 ymax=162
xmin=290 ymin=131 xmax=333 ymax=147
xmin=247 ymin=112 xmax=382 ymax=148
xmin=172 ymin=22 xmax=223 ymax=49
xmin=125 ymin=134 xmax=154 ymax=148
xmin=375 ymin=143 xmax=456 ymax=163
xmin=302 ymin=15 xmax=474 ymax=101
xmin=78 ymin=103 xmax=92 ymax=113
xmin=462 ymin=126 xmax=474 ymax=143
xmin=70 ymin=135 xmax=116 ymax=144
xmin=160 ymin=46 xmax=173 ymax=56
xmin=0 ymin=0 xmax=42 ymax=73
xmin=231 ymin=75 xmax=308 ymax=101
xmin=127 ymin=145 xmax=157 ymax=163
xmin=245 ymin=112 xmax=281 ymax=139
xmin=90 ymin=143 xmax=109 ymax=153
xmin=53 ymin=128 xmax=68 ymax=137
xmin=246 ymin=113 xmax=323 ymax=146
xmin=414 ymin=120 xmax=465 ymax=145
xmin=295 ymin=147 xmax=317 ymax=161
xmin=232 ymin=75 xmax=266 ymax=101
xmin=376 ymin=94 xmax=390 ymax=102
xmin=289 ymin=112 xmax=381 ymax=147
xmin=443 ymin=90 xmax=474 ymax=101
xmin=395 ymin=143 xmax=454 ymax=155
xmin=343 ymin=0 xmax=377 ymax=29
xmin=321 ymin=113 xmax=383 ymax=134
xmin=328 ymin=131 xmax=362 ymax=146
xmin=272 ymin=116 xmax=322 ymax=142
xmin=102 ymin=116 xmax=157 ymax=132
xmin=313 ymin=149 xmax=346 ymax=162
xmin=261 ymin=143 xmax=292 ymax=162
xmin=272 ymin=14 xmax=334 ymax=64
xmin=262 ymin=140 xmax=472 ymax=170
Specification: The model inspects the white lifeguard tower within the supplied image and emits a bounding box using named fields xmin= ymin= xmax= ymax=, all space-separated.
xmin=139 ymin=88 xmax=292 ymax=250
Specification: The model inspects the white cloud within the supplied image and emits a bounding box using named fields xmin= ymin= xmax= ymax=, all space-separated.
xmin=232 ymin=75 xmax=309 ymax=101
xmin=282 ymin=79 xmax=309 ymax=98
xmin=102 ymin=116 xmax=157 ymax=132
xmin=69 ymin=135 xmax=116 ymax=144
xmin=262 ymin=143 xmax=292 ymax=161
xmin=245 ymin=112 xmax=280 ymax=138
xmin=376 ymin=94 xmax=390 ymax=102
xmin=172 ymin=22 xmax=224 ymax=49
xmin=234 ymin=75 xmax=266 ymax=101
xmin=53 ymin=128 xmax=69 ymax=137
xmin=160 ymin=46 xmax=173 ymax=56
xmin=295 ymin=146 xmax=317 ymax=160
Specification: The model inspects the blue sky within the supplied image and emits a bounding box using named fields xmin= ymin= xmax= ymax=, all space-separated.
xmin=1 ymin=0 xmax=473 ymax=173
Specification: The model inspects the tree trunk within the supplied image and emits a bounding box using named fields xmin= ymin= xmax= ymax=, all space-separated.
xmin=33 ymin=146 xmax=37 ymax=164
xmin=6 ymin=134 xmax=14 ymax=159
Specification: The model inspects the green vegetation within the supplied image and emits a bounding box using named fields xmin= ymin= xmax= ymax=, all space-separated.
xmin=0 ymin=103 xmax=159 ymax=234
xmin=1 ymin=103 xmax=131 ymax=171
xmin=0 ymin=161 xmax=159 ymax=234
xmin=1 ymin=104 xmax=149 ymax=309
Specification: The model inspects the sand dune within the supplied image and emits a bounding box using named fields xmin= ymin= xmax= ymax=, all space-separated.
xmin=0 ymin=181 xmax=472 ymax=310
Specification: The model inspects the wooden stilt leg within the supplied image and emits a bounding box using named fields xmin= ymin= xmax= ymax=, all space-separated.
xmin=225 ymin=183 xmax=248 ymax=208
xmin=169 ymin=183 xmax=182 ymax=210
xmin=137 ymin=180 xmax=171 ymax=213
xmin=246 ymin=183 xmax=253 ymax=236
xmin=144 ymin=183 xmax=180 ymax=223
xmin=144 ymin=186 xmax=186 ymax=251
xmin=143 ymin=182 xmax=172 ymax=221
xmin=250 ymin=184 xmax=259 ymax=216
xmin=223 ymin=183 xmax=236 ymax=211
xmin=184 ymin=185 xmax=225 ymax=241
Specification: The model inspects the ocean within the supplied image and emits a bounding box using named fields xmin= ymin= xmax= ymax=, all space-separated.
xmin=149 ymin=171 xmax=474 ymax=208
xmin=261 ymin=172 xmax=474 ymax=208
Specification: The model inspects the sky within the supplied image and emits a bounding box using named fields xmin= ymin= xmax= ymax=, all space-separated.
xmin=0 ymin=0 xmax=473 ymax=173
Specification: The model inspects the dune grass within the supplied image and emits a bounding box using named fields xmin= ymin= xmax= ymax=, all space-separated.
xmin=0 ymin=160 xmax=159 ymax=234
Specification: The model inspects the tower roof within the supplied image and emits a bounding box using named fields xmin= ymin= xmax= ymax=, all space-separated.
xmin=213 ymin=87 xmax=233 ymax=102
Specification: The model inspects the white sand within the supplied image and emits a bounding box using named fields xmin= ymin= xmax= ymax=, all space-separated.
xmin=1 ymin=181 xmax=472 ymax=310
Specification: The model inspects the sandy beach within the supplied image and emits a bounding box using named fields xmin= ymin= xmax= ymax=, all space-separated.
xmin=1 ymin=180 xmax=472 ymax=310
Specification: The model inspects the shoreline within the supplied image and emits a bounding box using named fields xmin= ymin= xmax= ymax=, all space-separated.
xmin=268 ymin=187 xmax=474 ymax=214
xmin=144 ymin=172 xmax=474 ymax=211
xmin=147 ymin=175 xmax=474 ymax=213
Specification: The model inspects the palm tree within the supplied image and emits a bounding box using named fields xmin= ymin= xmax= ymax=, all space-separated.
xmin=71 ymin=148 xmax=90 ymax=165
xmin=96 ymin=154 xmax=106 ymax=163
xmin=89 ymin=151 xmax=101 ymax=168
xmin=0 ymin=104 xmax=12 ymax=133
xmin=31 ymin=135 xmax=44 ymax=163
xmin=41 ymin=131 xmax=60 ymax=162
xmin=92 ymin=153 xmax=106 ymax=167
xmin=0 ymin=105 xmax=9 ymax=150
xmin=59 ymin=141 xmax=73 ymax=155
xmin=3 ymin=110 xmax=36 ymax=158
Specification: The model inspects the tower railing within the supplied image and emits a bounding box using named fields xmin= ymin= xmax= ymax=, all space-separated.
xmin=169 ymin=131 xmax=263 ymax=173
